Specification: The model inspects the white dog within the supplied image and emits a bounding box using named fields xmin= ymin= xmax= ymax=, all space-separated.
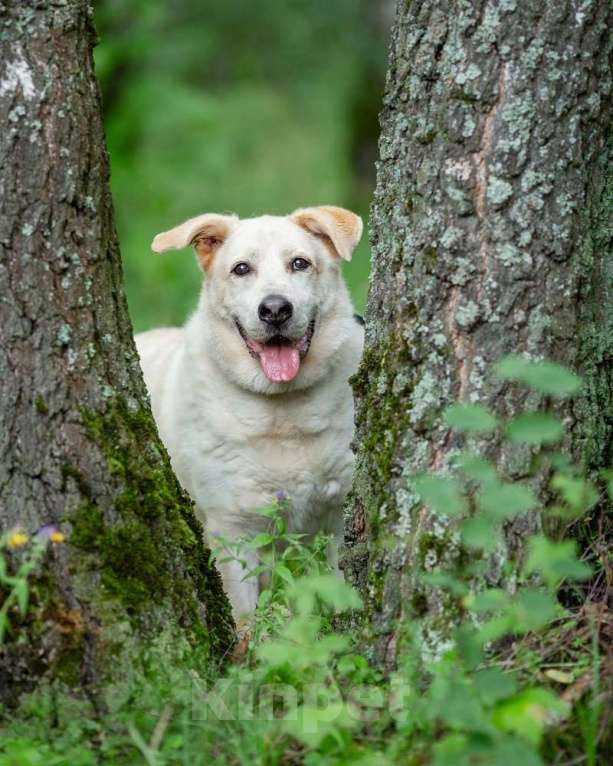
xmin=135 ymin=206 xmax=364 ymax=616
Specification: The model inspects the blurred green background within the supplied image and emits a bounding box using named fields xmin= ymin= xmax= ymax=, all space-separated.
xmin=94 ymin=1 xmax=392 ymax=332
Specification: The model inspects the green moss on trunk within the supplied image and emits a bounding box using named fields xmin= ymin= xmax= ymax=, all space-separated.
xmin=69 ymin=398 xmax=234 ymax=653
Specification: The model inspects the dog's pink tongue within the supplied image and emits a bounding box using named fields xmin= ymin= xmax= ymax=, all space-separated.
xmin=258 ymin=345 xmax=300 ymax=383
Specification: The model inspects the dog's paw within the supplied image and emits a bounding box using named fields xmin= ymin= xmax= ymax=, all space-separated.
xmin=230 ymin=616 xmax=254 ymax=662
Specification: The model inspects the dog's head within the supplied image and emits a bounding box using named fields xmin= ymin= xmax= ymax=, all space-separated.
xmin=152 ymin=206 xmax=363 ymax=391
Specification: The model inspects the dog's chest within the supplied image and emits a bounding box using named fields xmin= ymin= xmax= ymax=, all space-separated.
xmin=185 ymin=385 xmax=353 ymax=531
xmin=248 ymin=406 xmax=351 ymax=508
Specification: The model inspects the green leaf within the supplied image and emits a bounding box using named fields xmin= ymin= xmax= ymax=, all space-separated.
xmin=274 ymin=516 xmax=286 ymax=534
xmin=524 ymin=536 xmax=592 ymax=589
xmin=274 ymin=564 xmax=294 ymax=585
xmin=444 ymin=404 xmax=498 ymax=433
xmin=545 ymin=504 xmax=579 ymax=521
xmin=549 ymin=452 xmax=574 ymax=471
xmin=496 ymin=356 xmax=582 ymax=397
xmin=415 ymin=475 xmax=467 ymax=517
xmin=474 ymin=668 xmax=517 ymax=705
xmin=513 ymin=589 xmax=557 ymax=632
xmin=432 ymin=734 xmax=479 ymax=766
xmin=460 ymin=516 xmax=498 ymax=551
xmin=15 ymin=580 xmax=29 ymax=615
xmin=246 ymin=533 xmax=275 ymax=549
xmin=478 ymin=483 xmax=537 ymax=520
xmin=428 ymin=673 xmax=493 ymax=734
xmin=282 ymin=700 xmax=357 ymax=746
xmin=470 ymin=589 xmax=511 ymax=613
xmin=254 ymin=505 xmax=280 ymax=518
xmin=453 ymin=453 xmax=498 ymax=484
xmin=336 ymin=653 xmax=376 ymax=686
xmin=256 ymin=640 xmax=294 ymax=666
xmin=336 ymin=654 xmax=358 ymax=676
xmin=506 ymin=413 xmax=564 ymax=445
xmin=551 ymin=474 xmax=598 ymax=514
xmin=454 ymin=624 xmax=484 ymax=669
xmin=472 ymin=589 xmax=557 ymax=640
xmin=492 ymin=688 xmax=568 ymax=745
xmin=478 ymin=615 xmax=514 ymax=643
xmin=241 ymin=564 xmax=269 ymax=580
xmin=434 ymin=733 xmax=544 ymax=766
xmin=289 ymin=574 xmax=362 ymax=614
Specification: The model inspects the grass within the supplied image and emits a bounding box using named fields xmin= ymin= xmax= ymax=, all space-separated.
xmin=1 ymin=364 xmax=611 ymax=766
xmin=1 ymin=499 xmax=611 ymax=765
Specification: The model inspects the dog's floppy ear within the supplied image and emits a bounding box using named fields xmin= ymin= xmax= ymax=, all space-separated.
xmin=290 ymin=205 xmax=363 ymax=262
xmin=151 ymin=213 xmax=238 ymax=270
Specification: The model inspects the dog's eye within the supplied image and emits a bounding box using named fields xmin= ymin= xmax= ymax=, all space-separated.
xmin=231 ymin=262 xmax=251 ymax=277
xmin=291 ymin=257 xmax=311 ymax=272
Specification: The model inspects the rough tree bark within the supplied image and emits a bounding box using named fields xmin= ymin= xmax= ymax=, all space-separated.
xmin=0 ymin=1 xmax=233 ymax=706
xmin=343 ymin=0 xmax=611 ymax=667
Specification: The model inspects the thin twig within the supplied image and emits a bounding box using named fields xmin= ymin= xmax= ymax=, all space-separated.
xmin=149 ymin=704 xmax=173 ymax=752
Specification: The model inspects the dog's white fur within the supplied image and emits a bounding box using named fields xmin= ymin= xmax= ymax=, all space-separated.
xmin=135 ymin=206 xmax=364 ymax=616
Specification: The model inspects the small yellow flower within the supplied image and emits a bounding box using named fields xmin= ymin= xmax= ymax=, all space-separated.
xmin=7 ymin=531 xmax=28 ymax=549
xmin=49 ymin=531 xmax=65 ymax=544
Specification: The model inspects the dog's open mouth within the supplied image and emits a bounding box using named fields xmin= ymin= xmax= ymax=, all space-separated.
xmin=235 ymin=319 xmax=315 ymax=384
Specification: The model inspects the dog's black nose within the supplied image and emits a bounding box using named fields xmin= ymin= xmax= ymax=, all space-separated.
xmin=258 ymin=295 xmax=293 ymax=326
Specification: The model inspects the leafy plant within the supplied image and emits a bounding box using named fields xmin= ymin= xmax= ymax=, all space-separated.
xmin=1 ymin=358 xmax=608 ymax=764
xmin=0 ymin=525 xmax=65 ymax=642
xmin=408 ymin=356 xmax=607 ymax=765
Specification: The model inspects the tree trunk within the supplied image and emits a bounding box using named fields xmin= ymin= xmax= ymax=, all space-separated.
xmin=0 ymin=0 xmax=233 ymax=706
xmin=343 ymin=0 xmax=611 ymax=667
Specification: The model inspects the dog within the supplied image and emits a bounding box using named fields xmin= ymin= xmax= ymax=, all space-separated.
xmin=135 ymin=206 xmax=364 ymax=616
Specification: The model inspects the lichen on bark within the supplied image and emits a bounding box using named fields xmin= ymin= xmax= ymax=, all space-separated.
xmin=343 ymin=0 xmax=612 ymax=668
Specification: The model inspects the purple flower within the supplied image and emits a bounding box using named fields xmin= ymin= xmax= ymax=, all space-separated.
xmin=36 ymin=524 xmax=65 ymax=543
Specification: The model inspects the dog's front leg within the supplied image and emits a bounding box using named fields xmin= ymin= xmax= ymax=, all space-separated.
xmin=216 ymin=548 xmax=259 ymax=618
xmin=207 ymin=519 xmax=260 ymax=617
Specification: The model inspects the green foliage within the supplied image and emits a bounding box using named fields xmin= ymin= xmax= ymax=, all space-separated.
xmin=409 ymin=359 xmax=606 ymax=762
xmin=495 ymin=356 xmax=582 ymax=396
xmin=444 ymin=403 xmax=498 ymax=433
xmin=524 ymin=537 xmax=592 ymax=590
xmin=415 ymin=475 xmax=467 ymax=517
xmin=491 ymin=688 xmax=568 ymax=745
xmin=478 ymin=482 xmax=537 ymax=519
xmin=549 ymin=472 xmax=599 ymax=519
xmin=505 ymin=413 xmax=564 ymax=445
xmin=0 ymin=529 xmax=62 ymax=643
xmin=2 ymin=361 xmax=607 ymax=764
